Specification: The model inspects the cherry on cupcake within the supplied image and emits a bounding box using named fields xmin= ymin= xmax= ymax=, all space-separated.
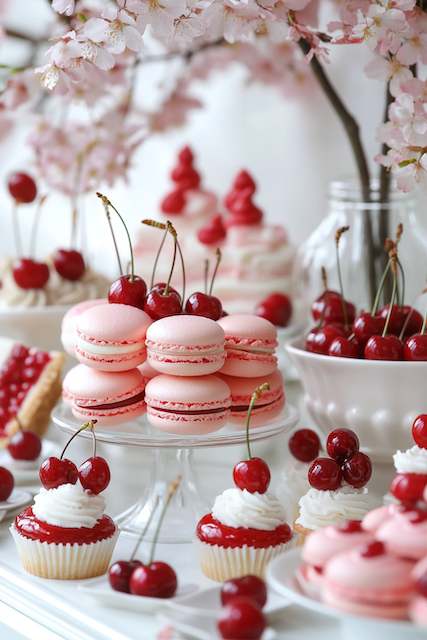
xmin=185 ymin=249 xmax=223 ymax=321
xmin=390 ymin=473 xmax=427 ymax=505
xmin=78 ymin=425 xmax=110 ymax=495
xmin=7 ymin=421 xmax=41 ymax=461
xmin=342 ymin=452 xmax=372 ymax=488
xmin=197 ymin=214 xmax=226 ymax=245
xmin=221 ymin=575 xmax=267 ymax=609
xmin=97 ymin=192 xmax=147 ymax=310
xmin=256 ymin=292 xmax=292 ymax=328
xmin=217 ymin=596 xmax=266 ymax=640
xmin=8 ymin=172 xmax=37 ymax=204
xmin=308 ymin=457 xmax=342 ymax=491
xmin=413 ymin=415 xmax=427 ymax=449
xmin=326 ymin=428 xmax=359 ymax=463
xmin=288 ymin=428 xmax=320 ymax=463
xmin=233 ymin=384 xmax=271 ymax=494
xmin=129 ymin=477 xmax=180 ymax=598
xmin=53 ymin=248 xmax=85 ymax=281
xmin=13 ymin=258 xmax=49 ymax=290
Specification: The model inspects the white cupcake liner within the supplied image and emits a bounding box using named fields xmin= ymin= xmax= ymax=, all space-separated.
xmin=10 ymin=526 xmax=119 ymax=580
xmin=197 ymin=539 xmax=292 ymax=582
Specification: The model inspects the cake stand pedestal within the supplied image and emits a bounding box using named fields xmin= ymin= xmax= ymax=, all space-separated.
xmin=52 ymin=403 xmax=299 ymax=543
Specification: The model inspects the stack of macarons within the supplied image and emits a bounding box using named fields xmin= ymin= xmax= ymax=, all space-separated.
xmin=62 ymin=303 xmax=152 ymax=425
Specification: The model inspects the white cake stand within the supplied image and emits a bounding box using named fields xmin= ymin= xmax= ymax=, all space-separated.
xmin=52 ymin=402 xmax=299 ymax=543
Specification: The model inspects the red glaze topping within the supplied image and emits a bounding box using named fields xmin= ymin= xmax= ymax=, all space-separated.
xmin=196 ymin=513 xmax=292 ymax=549
xmin=15 ymin=507 xmax=116 ymax=545
xmin=0 ymin=344 xmax=51 ymax=434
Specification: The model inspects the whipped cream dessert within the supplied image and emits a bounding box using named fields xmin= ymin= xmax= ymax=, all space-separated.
xmin=393 ymin=445 xmax=427 ymax=474
xmin=277 ymin=459 xmax=310 ymax=522
xmin=33 ymin=483 xmax=105 ymax=528
xmin=212 ymin=487 xmax=287 ymax=531
xmin=296 ymin=485 xmax=374 ymax=531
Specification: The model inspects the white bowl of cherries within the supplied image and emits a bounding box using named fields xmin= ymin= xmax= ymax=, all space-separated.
xmin=287 ymin=231 xmax=427 ymax=461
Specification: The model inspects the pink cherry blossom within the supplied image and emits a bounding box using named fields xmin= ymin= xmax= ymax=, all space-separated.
xmin=52 ymin=0 xmax=75 ymax=16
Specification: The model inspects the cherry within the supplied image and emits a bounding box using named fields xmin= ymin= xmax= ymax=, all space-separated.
xmin=305 ymin=323 xmax=347 ymax=355
xmin=221 ymin=575 xmax=267 ymax=609
xmin=360 ymin=540 xmax=385 ymax=558
xmin=416 ymin=572 xmax=427 ymax=598
xmin=337 ymin=519 xmax=363 ymax=533
xmin=404 ymin=334 xmax=427 ymax=361
xmin=217 ymin=597 xmax=266 ymax=640
xmin=7 ymin=172 xmax=37 ymax=204
xmin=185 ymin=291 xmax=222 ymax=321
xmin=130 ymin=561 xmax=177 ymax=598
xmin=160 ymin=189 xmax=186 ymax=215
xmin=7 ymin=430 xmax=41 ymax=461
xmin=364 ymin=335 xmax=403 ymax=360
xmin=39 ymin=456 xmax=78 ymax=489
xmin=233 ymin=457 xmax=271 ymax=494
xmin=255 ymin=292 xmax=292 ymax=328
xmin=0 ymin=467 xmax=14 ymax=501
xmin=144 ymin=288 xmax=182 ymax=320
xmin=288 ymin=429 xmax=320 ymax=463
xmin=109 ymin=560 xmax=142 ymax=593
xmin=53 ymin=249 xmax=85 ymax=281
xmin=311 ymin=290 xmax=339 ymax=321
xmin=412 ymin=415 xmax=427 ymax=449
xmin=312 ymin=292 xmax=356 ymax=326
xmin=308 ymin=457 xmax=342 ymax=490
xmin=352 ymin=312 xmax=385 ymax=346
xmin=378 ymin=305 xmax=423 ymax=337
xmin=150 ymin=282 xmax=181 ymax=302
xmin=328 ymin=335 xmax=360 ymax=358
xmin=78 ymin=456 xmax=110 ymax=494
xmin=197 ymin=214 xmax=227 ymax=245
xmin=326 ymin=428 xmax=359 ymax=463
xmin=342 ymin=452 xmax=372 ymax=488
xmin=12 ymin=258 xmax=49 ymax=290
xmin=390 ymin=473 xmax=427 ymax=505
xmin=108 ymin=275 xmax=147 ymax=310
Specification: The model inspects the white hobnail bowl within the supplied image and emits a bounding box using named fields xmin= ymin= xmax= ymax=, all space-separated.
xmin=286 ymin=339 xmax=427 ymax=461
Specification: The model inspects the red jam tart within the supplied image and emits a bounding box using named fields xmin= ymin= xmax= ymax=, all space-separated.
xmin=15 ymin=507 xmax=116 ymax=545
xmin=196 ymin=513 xmax=292 ymax=549
xmin=0 ymin=337 xmax=64 ymax=439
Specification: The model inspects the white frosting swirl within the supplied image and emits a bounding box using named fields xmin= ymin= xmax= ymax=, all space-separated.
xmin=0 ymin=260 xmax=48 ymax=308
xmin=212 ymin=488 xmax=286 ymax=530
xmin=296 ymin=486 xmax=373 ymax=530
xmin=46 ymin=266 xmax=109 ymax=305
xmin=33 ymin=484 xmax=105 ymax=528
xmin=276 ymin=460 xmax=310 ymax=522
xmin=393 ymin=445 xmax=427 ymax=474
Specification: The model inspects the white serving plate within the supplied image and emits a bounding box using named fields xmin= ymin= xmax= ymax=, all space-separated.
xmin=0 ymin=489 xmax=32 ymax=522
xmin=157 ymin=609 xmax=278 ymax=640
xmin=267 ymin=548 xmax=425 ymax=640
xmin=0 ymin=440 xmax=59 ymax=485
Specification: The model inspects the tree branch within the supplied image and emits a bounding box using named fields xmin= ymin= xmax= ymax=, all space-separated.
xmin=138 ymin=38 xmax=226 ymax=66
xmin=4 ymin=28 xmax=43 ymax=44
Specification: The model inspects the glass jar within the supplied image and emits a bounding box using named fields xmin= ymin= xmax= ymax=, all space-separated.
xmin=293 ymin=179 xmax=427 ymax=315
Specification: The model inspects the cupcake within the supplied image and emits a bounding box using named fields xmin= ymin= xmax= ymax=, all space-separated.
xmin=11 ymin=425 xmax=118 ymax=579
xmin=294 ymin=429 xmax=374 ymax=544
xmin=389 ymin=414 xmax=427 ymax=505
xmin=196 ymin=383 xmax=293 ymax=581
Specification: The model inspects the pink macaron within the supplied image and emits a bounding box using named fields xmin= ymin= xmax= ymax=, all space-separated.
xmin=61 ymin=298 xmax=106 ymax=356
xmin=322 ymin=541 xmax=415 ymax=620
xmin=75 ymin=303 xmax=152 ymax=372
xmin=145 ymin=374 xmax=231 ymax=435
xmin=219 ymin=370 xmax=284 ymax=427
xmin=218 ymin=314 xmax=278 ymax=377
xmin=362 ymin=504 xmax=395 ymax=533
xmin=146 ymin=315 xmax=225 ymax=376
xmin=376 ymin=508 xmax=427 ymax=560
xmin=63 ymin=364 xmax=146 ymax=425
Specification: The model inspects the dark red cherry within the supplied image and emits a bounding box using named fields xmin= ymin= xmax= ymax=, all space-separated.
xmin=221 ymin=575 xmax=267 ymax=609
xmin=108 ymin=275 xmax=147 ymax=310
xmin=13 ymin=259 xmax=49 ymax=289
xmin=390 ymin=473 xmax=427 ymax=505
xmin=160 ymin=189 xmax=186 ymax=215
xmin=233 ymin=457 xmax=270 ymax=494
xmin=378 ymin=305 xmax=423 ymax=337
xmin=7 ymin=430 xmax=41 ymax=461
xmin=326 ymin=428 xmax=359 ymax=463
xmin=129 ymin=561 xmax=177 ymax=598
xmin=53 ymin=249 xmax=85 ymax=281
xmin=364 ymin=335 xmax=403 ymax=360
xmin=78 ymin=456 xmax=110 ymax=494
xmin=185 ymin=292 xmax=222 ymax=321
xmin=288 ymin=429 xmax=320 ymax=463
xmin=312 ymin=291 xmax=355 ymax=325
xmin=308 ymin=457 xmax=342 ymax=490
xmin=305 ymin=323 xmax=347 ymax=355
xmin=109 ymin=560 xmax=142 ymax=593
xmin=7 ymin=172 xmax=37 ymax=204
xmin=360 ymin=540 xmax=385 ymax=558
xmin=143 ymin=288 xmax=182 ymax=320
xmin=39 ymin=456 xmax=78 ymax=489
xmin=197 ymin=214 xmax=227 ymax=245
xmin=412 ymin=415 xmax=427 ymax=449
xmin=328 ymin=335 xmax=360 ymax=358
xmin=352 ymin=312 xmax=385 ymax=346
xmin=404 ymin=334 xmax=427 ymax=361
xmin=342 ymin=452 xmax=372 ymax=488
xmin=256 ymin=293 xmax=292 ymax=328
xmin=0 ymin=466 xmax=14 ymax=501
xmin=217 ymin=596 xmax=266 ymax=640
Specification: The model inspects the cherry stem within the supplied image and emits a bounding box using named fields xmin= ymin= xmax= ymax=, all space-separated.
xmin=100 ymin=197 xmax=123 ymax=277
xmin=371 ymin=260 xmax=391 ymax=316
xmin=397 ymin=258 xmax=405 ymax=307
xmin=245 ymin=383 xmax=270 ymax=460
xmin=382 ymin=256 xmax=397 ymax=338
xmin=209 ymin=248 xmax=221 ymax=296
xmin=204 ymin=259 xmax=209 ymax=295
xmin=29 ymin=195 xmax=47 ymax=257
xmin=11 ymin=202 xmax=22 ymax=257
xmin=151 ymin=223 xmax=168 ymax=289
xmin=399 ymin=306 xmax=414 ymax=340
xmin=60 ymin=420 xmax=97 ymax=460
xmin=129 ymin=496 xmax=160 ymax=562
xmin=148 ymin=476 xmax=181 ymax=565
xmin=163 ymin=223 xmax=177 ymax=297
xmin=335 ymin=226 xmax=349 ymax=330
xmin=90 ymin=424 xmax=97 ymax=459
xmin=167 ymin=223 xmax=186 ymax=307
xmin=421 ymin=310 xmax=427 ymax=336
xmin=70 ymin=204 xmax=78 ymax=249
xmin=97 ymin=193 xmax=134 ymax=281
xmin=321 ymin=266 xmax=328 ymax=292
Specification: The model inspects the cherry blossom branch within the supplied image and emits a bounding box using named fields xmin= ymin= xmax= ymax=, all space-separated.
xmin=378 ymin=81 xmax=392 ymax=299
xmin=139 ymin=38 xmax=226 ymax=66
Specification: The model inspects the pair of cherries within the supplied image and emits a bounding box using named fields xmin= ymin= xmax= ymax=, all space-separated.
xmin=390 ymin=414 xmax=427 ymax=504
xmin=217 ymin=575 xmax=267 ymax=640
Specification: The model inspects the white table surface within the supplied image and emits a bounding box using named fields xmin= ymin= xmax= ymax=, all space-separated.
xmin=0 ymin=382 xmax=394 ymax=640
